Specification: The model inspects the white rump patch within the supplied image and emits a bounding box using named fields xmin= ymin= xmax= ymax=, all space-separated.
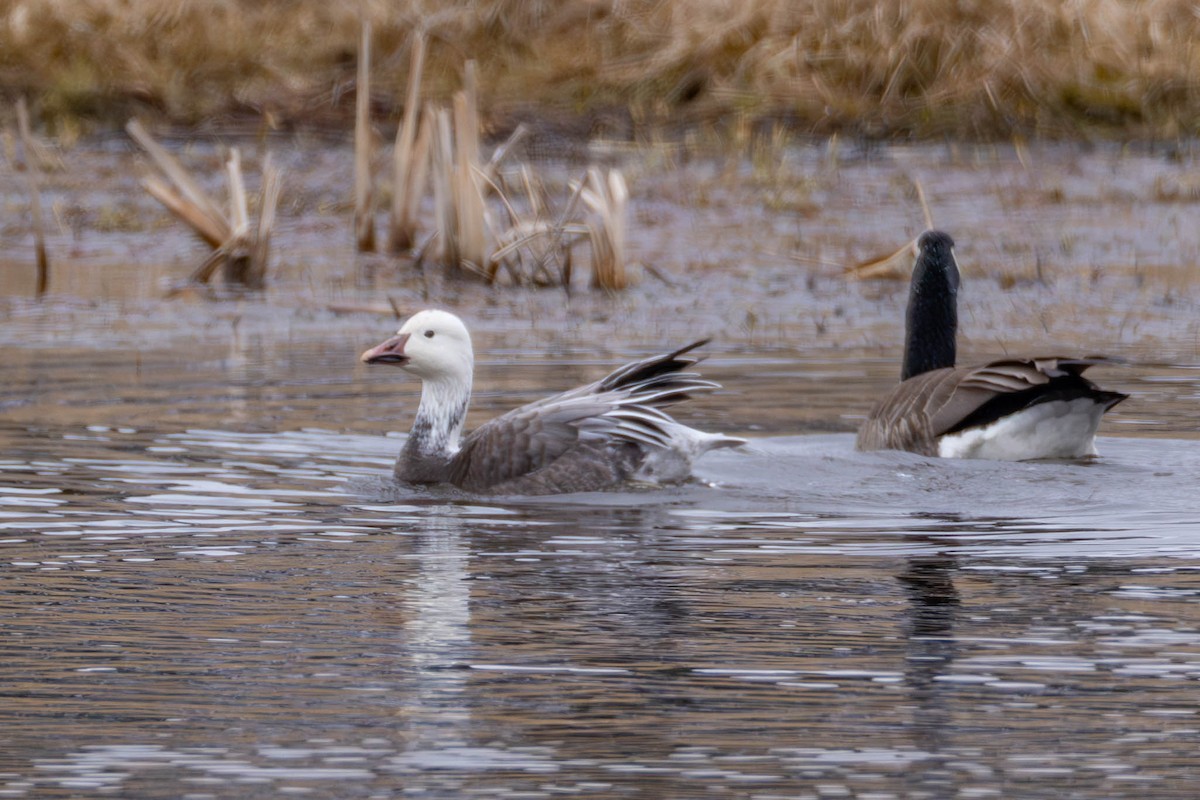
xmin=633 ymin=423 xmax=745 ymax=483
xmin=936 ymin=398 xmax=1108 ymax=461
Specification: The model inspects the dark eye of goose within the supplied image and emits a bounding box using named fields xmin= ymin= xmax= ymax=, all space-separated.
xmin=424 ymin=330 xmax=435 ymax=339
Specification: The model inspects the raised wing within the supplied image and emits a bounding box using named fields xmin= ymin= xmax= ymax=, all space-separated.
xmin=448 ymin=341 xmax=722 ymax=491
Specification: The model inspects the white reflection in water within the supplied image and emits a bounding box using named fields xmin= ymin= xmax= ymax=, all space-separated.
xmin=30 ymin=744 xmax=376 ymax=791
xmin=383 ymin=745 xmax=558 ymax=773
xmin=401 ymin=513 xmax=474 ymax=747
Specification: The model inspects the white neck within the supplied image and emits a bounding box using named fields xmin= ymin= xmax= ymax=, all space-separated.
xmin=407 ymin=371 xmax=472 ymax=458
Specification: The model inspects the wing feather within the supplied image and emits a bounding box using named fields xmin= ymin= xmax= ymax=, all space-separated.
xmin=857 ymin=355 xmax=1125 ymax=455
xmin=449 ymin=342 xmax=723 ymax=491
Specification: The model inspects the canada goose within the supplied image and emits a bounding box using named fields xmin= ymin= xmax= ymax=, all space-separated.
xmin=361 ymin=309 xmax=744 ymax=494
xmin=856 ymin=230 xmax=1127 ymax=459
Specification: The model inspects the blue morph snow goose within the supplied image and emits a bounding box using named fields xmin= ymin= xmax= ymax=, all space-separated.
xmin=856 ymin=230 xmax=1127 ymax=459
xmin=361 ymin=310 xmax=744 ymax=494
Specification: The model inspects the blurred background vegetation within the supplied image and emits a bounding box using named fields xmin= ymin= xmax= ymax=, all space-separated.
xmin=2 ymin=0 xmax=1199 ymax=140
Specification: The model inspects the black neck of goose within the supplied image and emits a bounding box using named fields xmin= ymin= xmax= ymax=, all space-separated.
xmin=901 ymin=243 xmax=959 ymax=381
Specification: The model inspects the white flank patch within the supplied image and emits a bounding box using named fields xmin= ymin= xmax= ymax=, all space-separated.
xmin=936 ymin=398 xmax=1108 ymax=460
xmin=633 ymin=423 xmax=744 ymax=483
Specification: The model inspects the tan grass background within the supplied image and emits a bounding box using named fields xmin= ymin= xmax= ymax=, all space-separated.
xmin=2 ymin=0 xmax=1200 ymax=137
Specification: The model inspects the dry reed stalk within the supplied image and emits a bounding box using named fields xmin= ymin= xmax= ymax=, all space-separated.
xmin=188 ymin=238 xmax=243 ymax=284
xmin=579 ymin=167 xmax=630 ymax=290
xmin=126 ymin=119 xmax=229 ymax=237
xmin=489 ymin=220 xmax=554 ymax=285
xmin=15 ymin=98 xmax=49 ymax=296
xmin=482 ymin=166 xmax=602 ymax=289
xmin=482 ymin=124 xmax=529 ymax=183
xmin=477 ymin=167 xmax=545 ymax=285
xmin=846 ymin=239 xmax=918 ymax=280
xmin=248 ymin=156 xmax=282 ymax=290
xmin=427 ymin=61 xmax=493 ymax=278
xmin=353 ymin=15 xmax=375 ymax=252
xmin=129 ymin=120 xmax=280 ymax=289
xmin=403 ymin=115 xmax=433 ymax=238
xmin=517 ymin=164 xmax=543 ymax=219
xmin=845 ymin=177 xmax=932 ymax=280
xmin=362 ymin=47 xmax=631 ymax=291
xmin=552 ymin=173 xmax=592 ymax=289
xmin=226 ymin=148 xmax=250 ymax=234
xmin=914 ymin=178 xmax=933 ymax=230
xmin=386 ymin=31 xmax=427 ymax=253
xmin=326 ymin=301 xmax=399 ymax=316
xmin=141 ymin=176 xmax=227 ymax=247
xmin=453 ymin=62 xmax=487 ymax=273
xmin=221 ymin=147 xmax=253 ymax=284
xmin=430 ymin=106 xmax=459 ymax=269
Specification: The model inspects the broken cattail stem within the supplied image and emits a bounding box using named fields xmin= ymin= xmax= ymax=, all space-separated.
xmin=606 ymin=169 xmax=628 ymax=288
xmin=431 ymin=106 xmax=458 ymax=269
xmin=226 ymin=148 xmax=250 ymax=236
xmin=16 ymin=98 xmax=49 ymax=296
xmin=459 ymin=61 xmax=479 ymax=164
xmin=126 ymin=119 xmax=229 ymax=236
xmin=452 ymin=77 xmax=487 ymax=272
xmin=580 ymin=167 xmax=630 ymax=290
xmin=141 ymin=176 xmax=228 ymax=247
xmin=248 ymin=155 xmax=282 ymax=290
xmin=189 ymin=238 xmax=242 ymax=284
xmin=219 ymin=148 xmax=253 ymax=286
xmin=845 ymin=238 xmax=919 ymax=280
xmin=353 ymin=15 xmax=375 ymax=252
xmin=130 ymin=119 xmax=278 ymax=290
xmin=387 ymin=31 xmax=427 ymax=253
xmin=401 ymin=113 xmax=432 ymax=241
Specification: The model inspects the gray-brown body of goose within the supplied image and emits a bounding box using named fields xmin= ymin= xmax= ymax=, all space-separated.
xmin=856 ymin=230 xmax=1127 ymax=459
xmin=361 ymin=309 xmax=744 ymax=494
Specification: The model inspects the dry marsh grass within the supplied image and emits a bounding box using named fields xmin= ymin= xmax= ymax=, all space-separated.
xmin=3 ymin=0 xmax=1200 ymax=138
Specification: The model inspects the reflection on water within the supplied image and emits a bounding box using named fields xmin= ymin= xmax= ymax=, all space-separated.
xmin=3 ymin=411 xmax=1200 ymax=797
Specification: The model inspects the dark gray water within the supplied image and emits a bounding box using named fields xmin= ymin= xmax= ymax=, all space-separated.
xmin=4 ymin=138 xmax=1200 ymax=798
xmin=3 ymin=345 xmax=1200 ymax=799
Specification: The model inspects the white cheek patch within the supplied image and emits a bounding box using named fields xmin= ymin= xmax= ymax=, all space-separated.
xmin=937 ymin=398 xmax=1108 ymax=460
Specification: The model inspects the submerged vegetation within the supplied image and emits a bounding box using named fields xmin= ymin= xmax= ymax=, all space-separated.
xmin=2 ymin=0 xmax=1200 ymax=139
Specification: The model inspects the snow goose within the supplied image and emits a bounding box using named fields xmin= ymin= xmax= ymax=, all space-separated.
xmin=361 ymin=310 xmax=744 ymax=494
xmin=856 ymin=230 xmax=1127 ymax=459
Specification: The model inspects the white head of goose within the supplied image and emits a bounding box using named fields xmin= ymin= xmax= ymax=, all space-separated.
xmin=856 ymin=230 xmax=1127 ymax=460
xmin=361 ymin=309 xmax=745 ymax=494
